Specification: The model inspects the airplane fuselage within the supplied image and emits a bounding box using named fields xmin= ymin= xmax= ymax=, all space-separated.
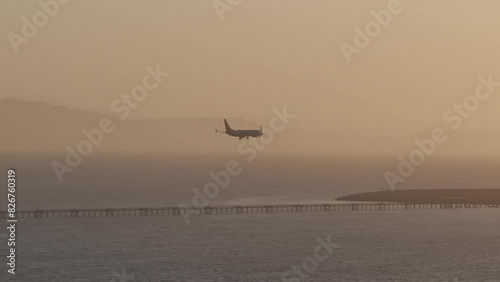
xmin=217 ymin=119 xmax=263 ymax=140
xmin=227 ymin=129 xmax=263 ymax=139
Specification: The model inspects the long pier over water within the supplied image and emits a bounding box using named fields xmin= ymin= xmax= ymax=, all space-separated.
xmin=3 ymin=203 xmax=499 ymax=219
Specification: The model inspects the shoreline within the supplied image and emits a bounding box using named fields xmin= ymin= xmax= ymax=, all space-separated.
xmin=336 ymin=188 xmax=500 ymax=204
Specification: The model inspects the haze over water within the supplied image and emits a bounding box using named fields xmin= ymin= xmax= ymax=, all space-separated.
xmin=1 ymin=154 xmax=499 ymax=210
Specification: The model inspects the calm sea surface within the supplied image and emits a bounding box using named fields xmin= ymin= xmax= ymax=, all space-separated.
xmin=3 ymin=210 xmax=500 ymax=282
xmin=0 ymin=155 xmax=499 ymax=281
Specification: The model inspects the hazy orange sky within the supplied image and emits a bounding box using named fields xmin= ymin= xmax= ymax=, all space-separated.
xmin=2 ymin=1 xmax=500 ymax=141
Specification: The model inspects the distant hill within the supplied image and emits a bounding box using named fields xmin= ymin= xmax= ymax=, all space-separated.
xmin=1 ymin=98 xmax=499 ymax=158
xmin=0 ymin=98 xmax=248 ymax=154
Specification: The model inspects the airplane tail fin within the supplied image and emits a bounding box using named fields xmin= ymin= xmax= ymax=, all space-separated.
xmin=224 ymin=119 xmax=233 ymax=132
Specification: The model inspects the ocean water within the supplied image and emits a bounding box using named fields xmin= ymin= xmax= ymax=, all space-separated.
xmin=3 ymin=209 xmax=500 ymax=282
xmin=0 ymin=154 xmax=499 ymax=281
xmin=2 ymin=154 xmax=499 ymax=210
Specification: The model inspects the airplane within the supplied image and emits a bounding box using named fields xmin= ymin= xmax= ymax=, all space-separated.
xmin=216 ymin=119 xmax=263 ymax=140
